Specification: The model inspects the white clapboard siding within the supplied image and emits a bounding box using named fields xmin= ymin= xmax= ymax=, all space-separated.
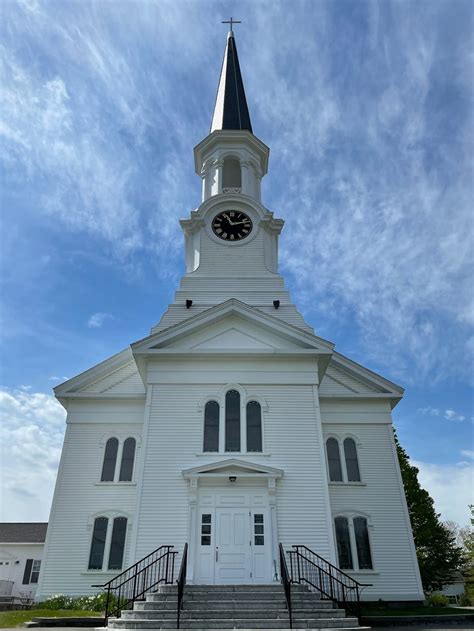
xmin=322 ymin=417 xmax=422 ymax=601
xmin=153 ymin=303 xmax=313 ymax=334
xmin=319 ymin=365 xmax=382 ymax=396
xmin=134 ymin=377 xmax=333 ymax=564
xmin=37 ymin=422 xmax=142 ymax=598
xmin=195 ymin=230 xmax=268 ymax=276
xmin=78 ymin=362 xmax=144 ymax=394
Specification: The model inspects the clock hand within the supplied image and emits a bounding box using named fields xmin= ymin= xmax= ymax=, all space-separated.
xmin=222 ymin=213 xmax=235 ymax=225
xmin=230 ymin=220 xmax=249 ymax=226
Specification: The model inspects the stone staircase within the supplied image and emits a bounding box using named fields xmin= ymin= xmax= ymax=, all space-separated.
xmin=107 ymin=583 xmax=366 ymax=630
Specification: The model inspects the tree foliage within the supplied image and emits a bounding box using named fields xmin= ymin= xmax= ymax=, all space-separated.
xmin=394 ymin=431 xmax=464 ymax=591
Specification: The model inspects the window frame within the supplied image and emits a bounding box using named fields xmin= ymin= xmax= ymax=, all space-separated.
xmin=29 ymin=559 xmax=41 ymax=584
xmin=86 ymin=512 xmax=130 ymax=572
xmin=325 ymin=434 xmax=363 ymax=484
xmin=333 ymin=513 xmax=375 ymax=573
xmin=200 ymin=388 xmax=267 ymax=455
xmin=98 ymin=435 xmax=139 ymax=484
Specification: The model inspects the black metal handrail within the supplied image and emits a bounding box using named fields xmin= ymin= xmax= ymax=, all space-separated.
xmin=176 ymin=543 xmax=188 ymax=629
xmin=92 ymin=544 xmax=177 ymax=623
xmin=279 ymin=544 xmax=292 ymax=629
xmin=288 ymin=545 xmax=371 ymax=619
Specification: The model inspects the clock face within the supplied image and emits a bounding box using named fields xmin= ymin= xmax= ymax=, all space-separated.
xmin=212 ymin=210 xmax=253 ymax=242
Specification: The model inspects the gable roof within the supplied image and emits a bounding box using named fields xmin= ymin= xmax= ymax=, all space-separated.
xmin=132 ymin=299 xmax=334 ymax=354
xmin=0 ymin=523 xmax=48 ymax=543
xmin=131 ymin=299 xmax=334 ymax=382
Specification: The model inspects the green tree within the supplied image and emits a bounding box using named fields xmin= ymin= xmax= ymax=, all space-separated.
xmin=394 ymin=431 xmax=464 ymax=591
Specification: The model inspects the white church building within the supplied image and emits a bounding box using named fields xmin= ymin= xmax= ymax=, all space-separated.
xmin=36 ymin=28 xmax=423 ymax=607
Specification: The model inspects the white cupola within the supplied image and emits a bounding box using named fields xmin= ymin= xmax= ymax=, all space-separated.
xmin=193 ymin=30 xmax=269 ymax=204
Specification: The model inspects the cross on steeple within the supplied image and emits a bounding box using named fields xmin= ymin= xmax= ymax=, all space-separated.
xmin=222 ymin=17 xmax=241 ymax=34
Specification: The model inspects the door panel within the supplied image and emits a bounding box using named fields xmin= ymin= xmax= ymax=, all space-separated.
xmin=215 ymin=508 xmax=250 ymax=584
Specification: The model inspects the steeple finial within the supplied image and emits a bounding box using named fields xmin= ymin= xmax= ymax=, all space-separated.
xmin=211 ymin=20 xmax=252 ymax=133
xmin=222 ymin=17 xmax=241 ymax=36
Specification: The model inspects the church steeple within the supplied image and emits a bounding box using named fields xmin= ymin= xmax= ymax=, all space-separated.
xmin=210 ymin=28 xmax=253 ymax=133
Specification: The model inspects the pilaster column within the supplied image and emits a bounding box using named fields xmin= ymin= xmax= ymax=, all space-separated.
xmin=268 ymin=477 xmax=279 ymax=581
xmin=187 ymin=478 xmax=198 ymax=582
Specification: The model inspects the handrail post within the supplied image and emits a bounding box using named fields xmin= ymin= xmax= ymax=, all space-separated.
xmin=105 ymin=585 xmax=111 ymax=625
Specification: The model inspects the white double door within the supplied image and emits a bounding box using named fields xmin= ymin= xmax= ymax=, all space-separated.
xmin=195 ymin=494 xmax=272 ymax=584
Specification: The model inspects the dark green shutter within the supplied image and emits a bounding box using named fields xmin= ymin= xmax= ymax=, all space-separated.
xmin=22 ymin=559 xmax=33 ymax=584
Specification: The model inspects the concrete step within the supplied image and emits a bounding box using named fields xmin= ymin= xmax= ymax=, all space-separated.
xmin=135 ymin=600 xmax=336 ymax=611
xmin=146 ymin=592 xmax=325 ymax=603
xmin=122 ymin=609 xmax=346 ymax=620
xmin=108 ymin=618 xmax=359 ymax=629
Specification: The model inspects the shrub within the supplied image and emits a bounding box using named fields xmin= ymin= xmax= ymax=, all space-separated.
xmin=459 ymin=592 xmax=472 ymax=606
xmin=428 ymin=593 xmax=449 ymax=607
xmin=37 ymin=593 xmax=128 ymax=613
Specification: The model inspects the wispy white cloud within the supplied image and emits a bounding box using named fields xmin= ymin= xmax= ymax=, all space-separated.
xmin=418 ymin=406 xmax=469 ymax=422
xmin=413 ymin=458 xmax=473 ymax=525
xmin=87 ymin=312 xmax=113 ymax=329
xmin=1 ymin=0 xmax=472 ymax=391
xmin=0 ymin=387 xmax=66 ymax=521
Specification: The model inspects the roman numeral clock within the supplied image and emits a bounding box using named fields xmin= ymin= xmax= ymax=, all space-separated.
xmin=212 ymin=210 xmax=253 ymax=241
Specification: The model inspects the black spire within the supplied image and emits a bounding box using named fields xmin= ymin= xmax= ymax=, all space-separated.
xmin=211 ymin=31 xmax=253 ymax=133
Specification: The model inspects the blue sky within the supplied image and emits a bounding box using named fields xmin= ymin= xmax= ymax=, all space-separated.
xmin=0 ymin=0 xmax=472 ymax=525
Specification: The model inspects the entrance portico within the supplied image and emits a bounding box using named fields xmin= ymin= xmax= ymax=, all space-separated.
xmin=182 ymin=459 xmax=283 ymax=584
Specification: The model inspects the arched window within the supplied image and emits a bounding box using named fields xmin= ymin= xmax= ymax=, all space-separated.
xmin=222 ymin=157 xmax=241 ymax=192
xmin=343 ymin=438 xmax=361 ymax=482
xmin=101 ymin=438 xmax=118 ymax=482
xmin=334 ymin=516 xmax=353 ymax=570
xmin=119 ymin=438 xmax=136 ymax=482
xmin=353 ymin=517 xmax=373 ymax=570
xmin=88 ymin=515 xmax=128 ymax=571
xmin=108 ymin=517 xmax=127 ymax=570
xmin=326 ymin=438 xmax=343 ymax=482
xmin=88 ymin=517 xmax=108 ymax=570
xmin=246 ymin=401 xmax=262 ymax=452
xmin=334 ymin=515 xmax=373 ymax=571
xmin=203 ymin=401 xmax=220 ymax=452
xmin=225 ymin=390 xmax=240 ymax=452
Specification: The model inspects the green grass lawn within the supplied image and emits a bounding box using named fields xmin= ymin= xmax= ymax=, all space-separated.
xmin=0 ymin=609 xmax=102 ymax=628
xmin=361 ymin=605 xmax=474 ymax=616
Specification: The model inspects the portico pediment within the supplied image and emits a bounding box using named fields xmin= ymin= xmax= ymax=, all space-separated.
xmin=182 ymin=458 xmax=283 ymax=479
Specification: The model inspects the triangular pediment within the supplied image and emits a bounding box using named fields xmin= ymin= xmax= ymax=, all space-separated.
xmin=132 ymin=299 xmax=334 ymax=356
xmin=182 ymin=458 xmax=284 ymax=479
xmin=54 ymin=348 xmax=145 ymax=404
xmin=319 ymin=354 xmax=404 ymax=405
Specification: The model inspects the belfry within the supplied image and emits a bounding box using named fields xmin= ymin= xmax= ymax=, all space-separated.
xmin=37 ymin=24 xmax=424 ymax=626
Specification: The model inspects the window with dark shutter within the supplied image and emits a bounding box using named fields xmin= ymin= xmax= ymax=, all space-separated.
xmin=88 ymin=517 xmax=108 ymax=570
xmin=335 ymin=517 xmax=353 ymax=570
xmin=354 ymin=517 xmax=373 ymax=569
xmin=225 ymin=390 xmax=240 ymax=452
xmin=119 ymin=438 xmax=136 ymax=481
xmin=30 ymin=560 xmax=41 ymax=583
xmin=246 ymin=401 xmax=262 ymax=452
xmin=344 ymin=438 xmax=361 ymax=482
xmin=101 ymin=438 xmax=118 ymax=482
xmin=326 ymin=438 xmax=343 ymax=482
xmin=108 ymin=517 xmax=127 ymax=570
xmin=22 ymin=559 xmax=33 ymax=584
xmin=203 ymin=401 xmax=219 ymax=452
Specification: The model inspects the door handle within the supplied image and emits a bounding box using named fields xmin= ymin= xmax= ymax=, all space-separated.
xmin=215 ymin=547 xmax=219 ymax=562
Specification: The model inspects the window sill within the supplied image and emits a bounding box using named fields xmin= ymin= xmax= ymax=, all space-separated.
xmin=196 ymin=452 xmax=272 ymax=457
xmin=345 ymin=569 xmax=379 ymax=575
xmin=93 ymin=482 xmax=137 ymax=486
xmin=329 ymin=481 xmax=367 ymax=487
